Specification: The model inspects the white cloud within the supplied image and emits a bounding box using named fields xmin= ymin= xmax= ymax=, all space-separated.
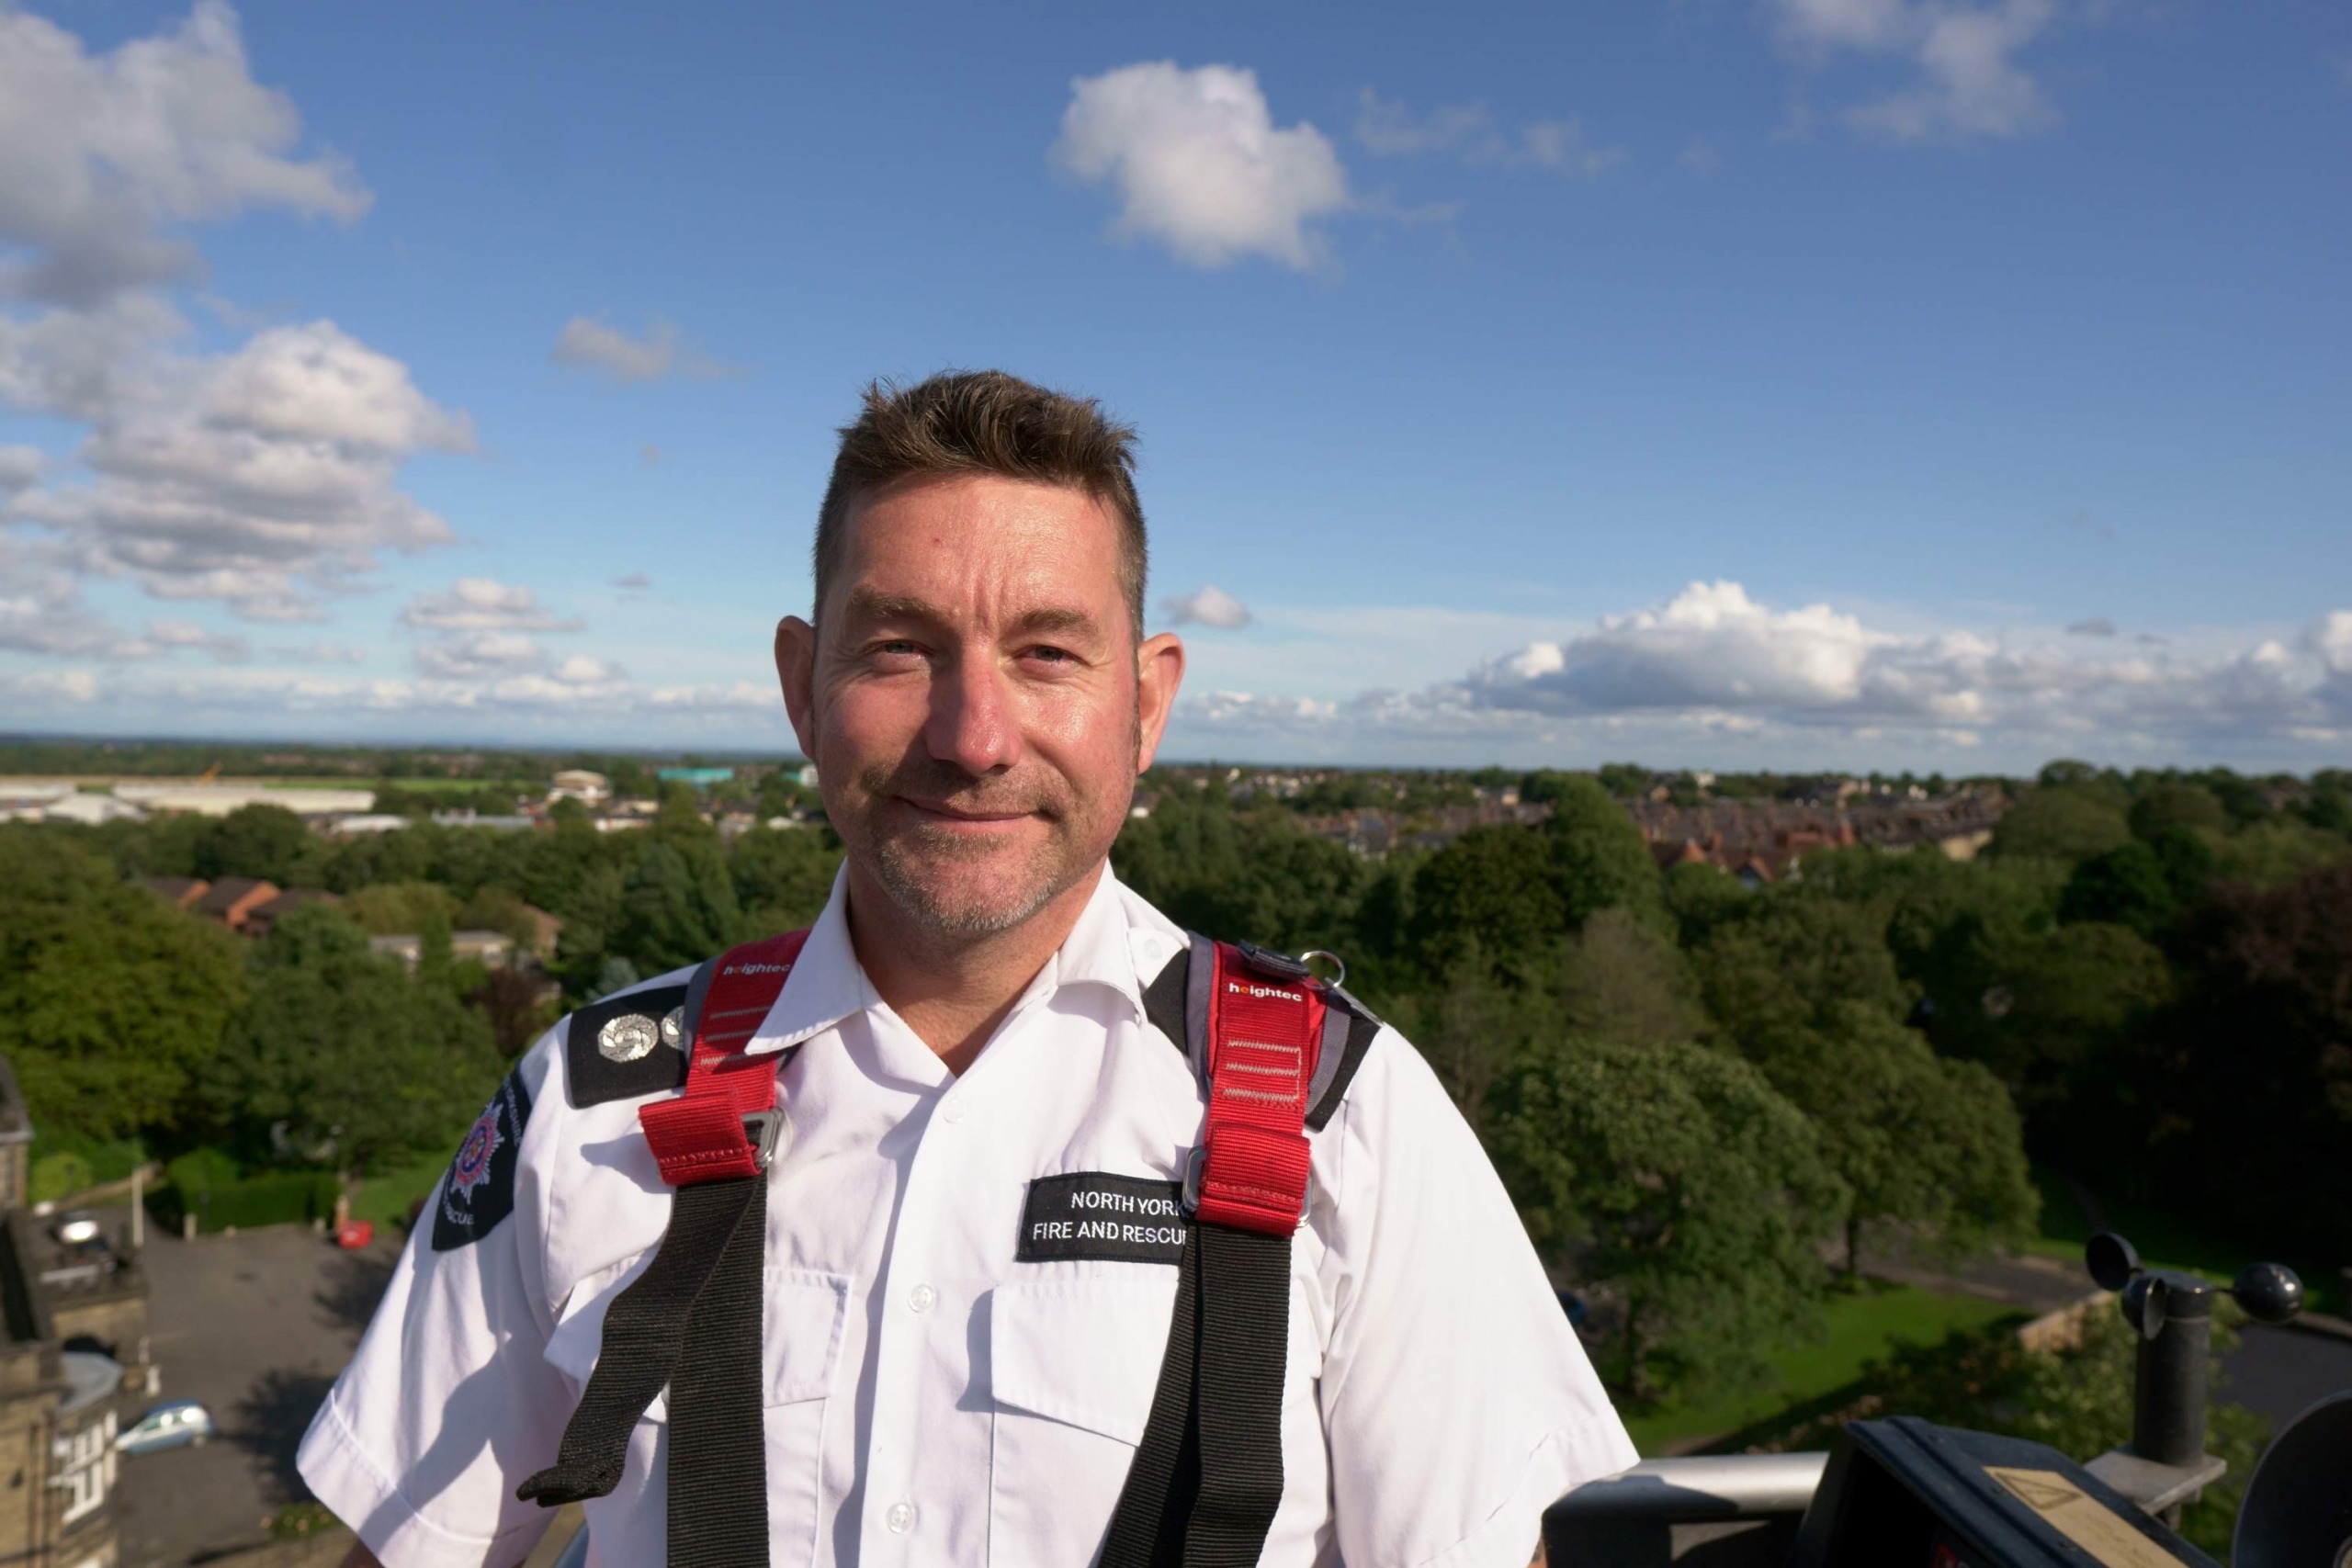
xmin=143 ymin=615 xmax=247 ymax=660
xmin=613 ymin=570 xmax=652 ymax=591
xmin=1770 ymin=0 xmax=2058 ymax=141
xmin=551 ymin=316 xmax=740 ymax=385
xmin=2066 ymin=616 xmax=2116 ymax=637
xmin=0 ymin=7 xmax=469 ymax=630
xmin=1355 ymin=92 xmax=1626 ymax=175
xmin=1170 ymin=581 xmax=2352 ymax=769
xmin=1054 ymin=62 xmax=1349 ymax=270
xmin=414 ymin=630 xmax=546 ymax=679
xmin=402 ymin=579 xmax=605 ymax=685
xmin=0 ymin=446 xmax=41 ymax=492
xmin=401 ymin=577 xmax=582 ymax=633
xmin=5 ymin=319 xmax=469 ymax=618
xmin=0 ymin=1 xmax=369 ymax=306
xmin=1160 ymin=584 xmax=1252 ymax=629
xmin=0 ymin=660 xmax=785 ymax=743
xmin=268 ymin=639 xmax=365 ymax=664
xmin=0 ymin=536 xmax=143 ymax=656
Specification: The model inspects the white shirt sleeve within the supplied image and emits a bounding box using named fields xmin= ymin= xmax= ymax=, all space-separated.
xmin=296 ymin=1031 xmax=575 ymax=1568
xmin=1317 ymin=1030 xmax=1638 ymax=1568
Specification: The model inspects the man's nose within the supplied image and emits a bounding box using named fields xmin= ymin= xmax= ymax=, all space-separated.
xmin=925 ymin=648 xmax=1022 ymax=774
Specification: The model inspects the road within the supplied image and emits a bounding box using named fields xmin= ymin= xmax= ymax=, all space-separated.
xmin=114 ymin=1214 xmax=586 ymax=1568
xmin=113 ymin=1217 xmax=395 ymax=1566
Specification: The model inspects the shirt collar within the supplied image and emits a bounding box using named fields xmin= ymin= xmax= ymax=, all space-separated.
xmin=744 ymin=861 xmax=1161 ymax=1055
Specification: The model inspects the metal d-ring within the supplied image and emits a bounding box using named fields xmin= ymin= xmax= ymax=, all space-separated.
xmin=1296 ymin=950 xmax=1346 ymax=987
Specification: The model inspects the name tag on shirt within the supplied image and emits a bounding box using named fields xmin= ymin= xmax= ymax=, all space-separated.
xmin=1017 ymin=1172 xmax=1190 ymax=1266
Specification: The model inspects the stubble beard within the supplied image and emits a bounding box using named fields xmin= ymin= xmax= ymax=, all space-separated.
xmin=848 ymin=758 xmax=1097 ymax=937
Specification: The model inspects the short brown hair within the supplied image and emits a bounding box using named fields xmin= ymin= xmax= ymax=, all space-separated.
xmin=814 ymin=370 xmax=1148 ymax=637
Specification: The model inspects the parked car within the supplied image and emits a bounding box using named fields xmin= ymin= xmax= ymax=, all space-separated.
xmin=116 ymin=1400 xmax=215 ymax=1456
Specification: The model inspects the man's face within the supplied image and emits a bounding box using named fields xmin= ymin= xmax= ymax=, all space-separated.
xmin=775 ymin=474 xmax=1184 ymax=937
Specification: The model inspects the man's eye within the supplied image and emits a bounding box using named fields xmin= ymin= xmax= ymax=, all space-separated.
xmin=869 ymin=640 xmax=922 ymax=659
xmin=1023 ymin=646 xmax=1076 ymax=665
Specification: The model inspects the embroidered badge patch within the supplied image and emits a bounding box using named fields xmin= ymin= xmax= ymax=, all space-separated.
xmin=432 ymin=1070 xmax=532 ymax=1251
xmin=1016 ymin=1172 xmax=1190 ymax=1266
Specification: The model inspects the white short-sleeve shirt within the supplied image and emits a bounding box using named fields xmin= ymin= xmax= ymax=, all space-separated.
xmin=297 ymin=868 xmax=1635 ymax=1568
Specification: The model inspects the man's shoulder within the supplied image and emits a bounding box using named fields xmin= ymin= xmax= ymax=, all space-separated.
xmin=553 ymin=964 xmax=704 ymax=1110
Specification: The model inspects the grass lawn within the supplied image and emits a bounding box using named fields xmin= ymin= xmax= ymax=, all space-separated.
xmin=375 ymin=777 xmax=542 ymax=795
xmin=347 ymin=1154 xmax=449 ymax=1229
xmin=1622 ymin=1281 xmax=2023 ymax=1456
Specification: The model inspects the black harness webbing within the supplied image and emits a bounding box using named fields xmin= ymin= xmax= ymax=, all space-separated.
xmin=525 ymin=937 xmax=1380 ymax=1568
xmin=519 ymin=953 xmax=802 ymax=1568
xmin=1101 ymin=950 xmax=1382 ymax=1568
xmin=662 ymin=1175 xmax=772 ymax=1568
xmin=515 ymin=1175 xmax=768 ymax=1524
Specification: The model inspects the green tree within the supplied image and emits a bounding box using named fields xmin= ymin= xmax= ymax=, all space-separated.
xmin=1557 ymin=906 xmax=1705 ymax=1048
xmin=1407 ymin=827 xmax=1563 ymax=981
xmin=1662 ymin=860 xmax=1749 ymax=949
xmin=2129 ymin=781 xmax=2228 ymax=840
xmin=2148 ymin=824 xmax=2218 ymax=908
xmin=1490 ymin=1034 xmax=1846 ymax=1402
xmin=456 ymin=884 xmax=546 ymax=953
xmin=730 ymin=826 xmax=845 ymax=936
xmin=1989 ymin=788 xmax=2132 ymax=863
xmin=203 ymin=905 xmax=501 ymax=1180
xmin=2140 ymin=862 xmax=2352 ymax=1255
xmin=1114 ymin=786 xmax=1366 ymax=955
xmin=1542 ymin=776 xmax=1664 ymax=927
xmin=0 ymin=831 xmax=248 ymax=1137
xmin=1947 ymin=920 xmax=2171 ymax=1123
xmin=1696 ymin=893 xmax=1913 ymax=1053
xmin=2059 ymin=843 xmax=2177 ymax=938
xmin=1747 ymin=1003 xmax=2038 ymax=1277
xmin=2211 ymin=818 xmax=2351 ymax=889
xmin=1390 ymin=949 xmax=1561 ymax=1134
xmin=195 ymin=803 xmax=321 ymax=884
xmin=613 ymin=840 xmax=741 ymax=975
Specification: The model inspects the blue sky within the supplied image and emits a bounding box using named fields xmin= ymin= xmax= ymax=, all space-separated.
xmin=1 ymin=0 xmax=2346 ymax=772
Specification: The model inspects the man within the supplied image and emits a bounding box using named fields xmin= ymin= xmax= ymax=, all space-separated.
xmin=300 ymin=371 xmax=1634 ymax=1568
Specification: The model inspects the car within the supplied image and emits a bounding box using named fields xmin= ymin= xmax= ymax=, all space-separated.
xmin=115 ymin=1400 xmax=215 ymax=1456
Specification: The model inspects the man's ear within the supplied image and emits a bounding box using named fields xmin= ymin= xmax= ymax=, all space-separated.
xmin=1135 ymin=631 xmax=1186 ymax=771
xmin=775 ymin=616 xmax=820 ymax=760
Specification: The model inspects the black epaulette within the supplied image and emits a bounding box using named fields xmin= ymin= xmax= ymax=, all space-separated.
xmin=564 ymin=960 xmax=718 ymax=1108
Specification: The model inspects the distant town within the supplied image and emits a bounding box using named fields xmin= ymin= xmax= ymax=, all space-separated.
xmin=0 ymin=737 xmax=2058 ymax=881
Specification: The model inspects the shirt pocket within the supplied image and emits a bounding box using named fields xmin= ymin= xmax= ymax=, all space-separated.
xmin=546 ymin=1261 xmax=847 ymax=1568
xmin=988 ymin=1269 xmax=1179 ymax=1565
xmin=763 ymin=1269 xmax=849 ymax=1568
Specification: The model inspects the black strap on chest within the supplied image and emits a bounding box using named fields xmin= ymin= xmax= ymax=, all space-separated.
xmin=523 ymin=932 xmax=1378 ymax=1568
xmin=519 ymin=934 xmax=808 ymax=1568
xmin=1100 ymin=939 xmax=1382 ymax=1568
xmin=517 ymin=1174 xmax=770 ymax=1564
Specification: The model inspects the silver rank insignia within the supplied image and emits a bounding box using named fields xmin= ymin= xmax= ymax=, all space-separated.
xmin=661 ymin=1006 xmax=685 ymax=1047
xmin=596 ymin=1011 xmax=662 ymax=1063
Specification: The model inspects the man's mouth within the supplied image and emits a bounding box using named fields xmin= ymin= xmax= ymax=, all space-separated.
xmin=899 ymin=797 xmax=1036 ymax=825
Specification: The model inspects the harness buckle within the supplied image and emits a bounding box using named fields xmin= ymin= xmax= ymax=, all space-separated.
xmin=741 ymin=1111 xmax=786 ymax=1171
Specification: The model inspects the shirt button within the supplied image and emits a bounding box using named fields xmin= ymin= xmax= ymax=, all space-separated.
xmin=908 ymin=1283 xmax=937 ymax=1314
xmin=886 ymin=1500 xmax=917 ymax=1534
xmin=942 ymin=1101 xmax=967 ymax=1124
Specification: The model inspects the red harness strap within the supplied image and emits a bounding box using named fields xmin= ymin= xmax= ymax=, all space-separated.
xmin=639 ymin=929 xmax=808 ymax=1185
xmin=1188 ymin=942 xmax=1329 ymax=1235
